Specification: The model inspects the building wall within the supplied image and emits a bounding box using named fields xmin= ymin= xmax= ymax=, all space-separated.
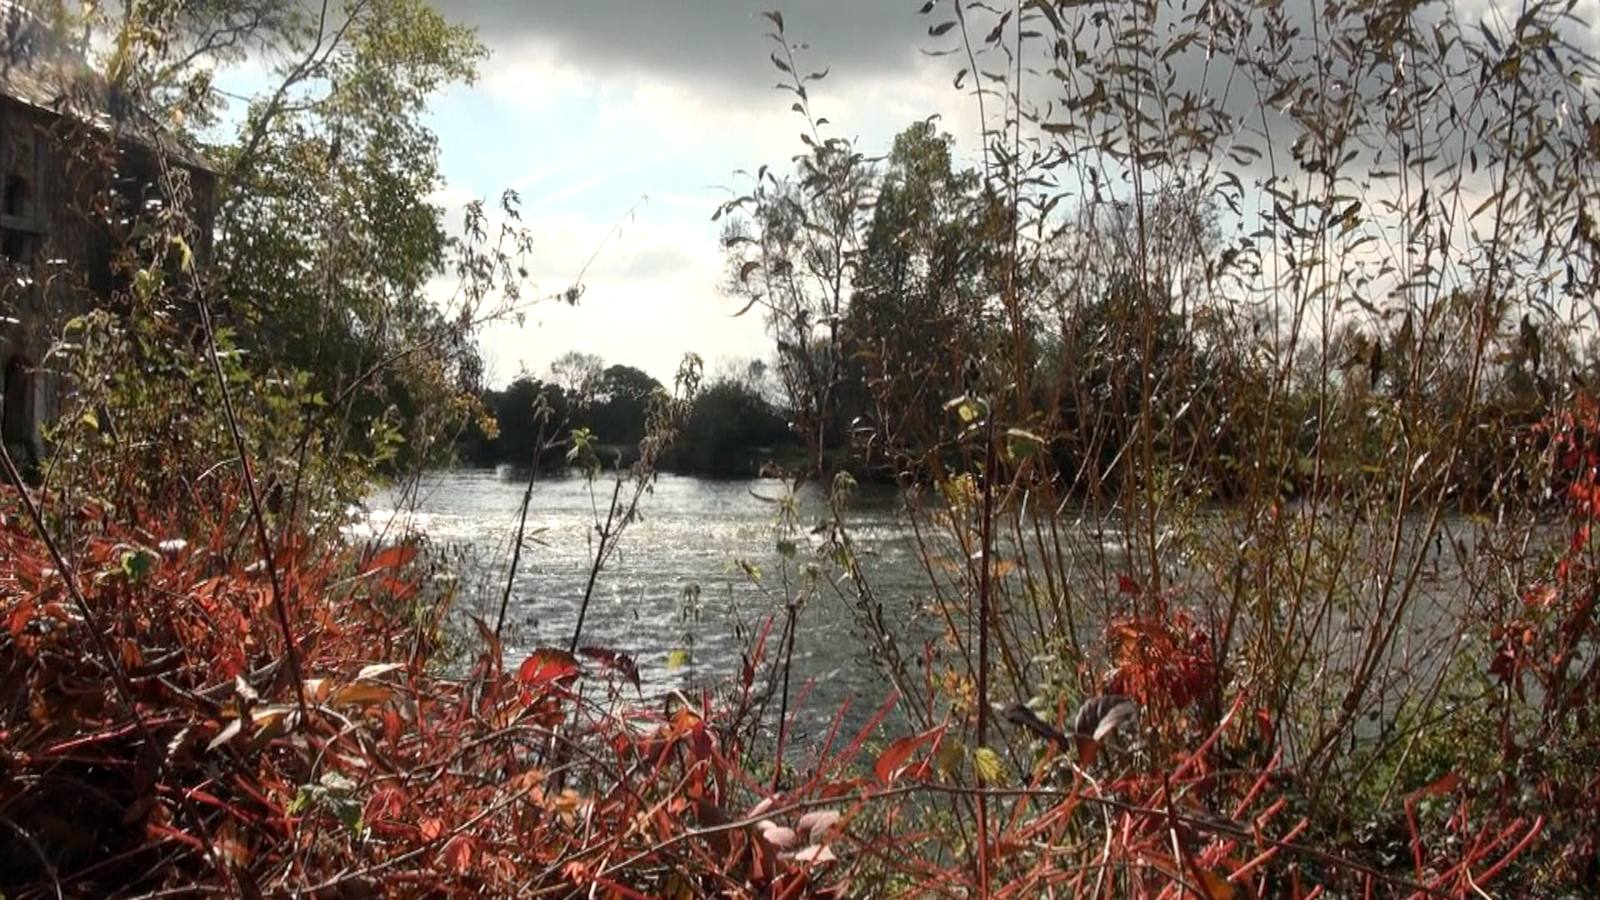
xmin=0 ymin=95 xmax=216 ymax=469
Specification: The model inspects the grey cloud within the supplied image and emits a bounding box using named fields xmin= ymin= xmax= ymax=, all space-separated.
xmin=617 ymin=243 xmax=695 ymax=280
xmin=435 ymin=1 xmax=931 ymax=95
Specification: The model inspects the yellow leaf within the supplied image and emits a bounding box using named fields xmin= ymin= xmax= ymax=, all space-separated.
xmin=355 ymin=662 xmax=405 ymax=681
xmin=935 ymin=741 xmax=965 ymax=779
xmin=250 ymin=704 xmax=297 ymax=737
xmin=170 ymin=236 xmax=194 ymax=273
xmin=973 ymin=746 xmax=1005 ymax=785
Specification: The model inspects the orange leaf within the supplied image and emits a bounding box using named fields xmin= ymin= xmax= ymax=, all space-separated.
xmin=1407 ymin=771 xmax=1462 ymax=803
xmin=1199 ymin=869 xmax=1236 ymax=899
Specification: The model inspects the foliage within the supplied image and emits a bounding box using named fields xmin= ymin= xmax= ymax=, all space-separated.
xmin=712 ymin=0 xmax=1600 ymax=894
xmin=0 ymin=482 xmax=853 ymax=895
xmin=7 ymin=481 xmax=1553 ymax=897
xmin=211 ymin=0 xmax=493 ymax=473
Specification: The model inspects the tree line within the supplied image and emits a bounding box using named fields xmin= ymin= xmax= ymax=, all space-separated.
xmin=457 ymin=351 xmax=800 ymax=478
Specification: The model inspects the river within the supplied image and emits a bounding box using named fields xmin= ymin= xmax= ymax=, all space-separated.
xmin=354 ymin=468 xmax=944 ymax=738
xmin=354 ymin=468 xmax=1492 ymax=748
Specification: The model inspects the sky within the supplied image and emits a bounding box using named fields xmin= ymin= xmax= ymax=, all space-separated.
xmin=415 ymin=2 xmax=983 ymax=388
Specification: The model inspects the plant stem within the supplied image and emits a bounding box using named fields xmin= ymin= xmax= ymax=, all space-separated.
xmin=497 ymin=420 xmax=549 ymax=639
xmin=975 ymin=408 xmax=997 ymax=897
xmin=569 ymin=477 xmax=624 ymax=654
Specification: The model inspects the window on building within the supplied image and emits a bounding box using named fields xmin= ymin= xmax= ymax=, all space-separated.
xmin=1 ymin=229 xmax=36 ymax=263
xmin=1 ymin=354 xmax=33 ymax=447
xmin=0 ymin=166 xmax=40 ymax=265
xmin=3 ymin=173 xmax=27 ymax=216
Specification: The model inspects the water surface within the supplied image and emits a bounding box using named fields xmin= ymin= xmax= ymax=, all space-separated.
xmin=358 ymin=469 xmax=933 ymax=737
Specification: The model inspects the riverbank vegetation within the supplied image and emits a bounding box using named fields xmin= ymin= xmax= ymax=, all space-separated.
xmin=2 ymin=0 xmax=1599 ymax=897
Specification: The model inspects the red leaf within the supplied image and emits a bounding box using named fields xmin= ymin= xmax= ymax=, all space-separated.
xmin=362 ymin=543 xmax=418 ymax=575
xmin=1406 ymin=770 xmax=1462 ymax=803
xmin=873 ymin=730 xmax=936 ymax=784
xmin=1117 ymin=573 xmax=1142 ymax=595
xmin=518 ymin=648 xmax=581 ymax=688
xmin=578 ymin=646 xmax=641 ymax=689
xmin=441 ymin=834 xmax=473 ymax=873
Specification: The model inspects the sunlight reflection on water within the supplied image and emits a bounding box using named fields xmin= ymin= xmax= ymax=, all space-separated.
xmin=352 ymin=469 xmax=927 ymax=739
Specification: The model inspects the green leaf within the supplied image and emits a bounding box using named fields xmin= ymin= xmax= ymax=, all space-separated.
xmin=1005 ymin=428 xmax=1044 ymax=460
xmin=666 ymin=648 xmax=691 ymax=670
xmin=121 ymin=548 xmax=158 ymax=583
xmin=329 ymin=796 xmax=364 ymax=835
xmin=288 ymin=784 xmax=320 ymax=816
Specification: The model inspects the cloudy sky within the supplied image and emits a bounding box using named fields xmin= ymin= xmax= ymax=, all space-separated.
xmin=412 ymin=2 xmax=981 ymax=387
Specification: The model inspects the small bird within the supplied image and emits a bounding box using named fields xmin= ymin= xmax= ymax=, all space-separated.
xmin=1520 ymin=313 xmax=1542 ymax=375
xmin=1003 ymin=694 xmax=1138 ymax=765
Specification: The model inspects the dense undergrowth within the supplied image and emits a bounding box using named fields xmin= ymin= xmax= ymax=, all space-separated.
xmin=2 ymin=417 xmax=1593 ymax=896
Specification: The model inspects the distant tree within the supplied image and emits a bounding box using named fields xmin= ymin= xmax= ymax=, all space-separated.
xmin=456 ymin=375 xmax=571 ymax=468
xmin=548 ymin=351 xmax=606 ymax=409
xmin=666 ymin=378 xmax=797 ymax=477
xmin=589 ymin=364 xmax=662 ymax=447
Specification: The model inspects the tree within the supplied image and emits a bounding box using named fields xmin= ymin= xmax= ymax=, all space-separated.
xmin=589 ymin=364 xmax=662 ymax=447
xmin=458 ymin=375 xmax=572 ymax=469
xmin=548 ymin=351 xmax=606 ymax=409
xmin=1035 ymin=187 xmax=1242 ymax=496
xmin=844 ymin=121 xmax=991 ymax=464
xmin=720 ymin=137 xmax=874 ymax=472
xmin=211 ymin=0 xmax=491 ymax=471
xmin=666 ymin=378 xmax=795 ymax=477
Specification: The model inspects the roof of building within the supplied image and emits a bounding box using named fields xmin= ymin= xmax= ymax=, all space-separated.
xmin=0 ymin=3 xmax=214 ymax=173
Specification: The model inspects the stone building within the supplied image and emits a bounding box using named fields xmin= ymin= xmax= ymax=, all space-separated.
xmin=0 ymin=2 xmax=215 ymax=470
